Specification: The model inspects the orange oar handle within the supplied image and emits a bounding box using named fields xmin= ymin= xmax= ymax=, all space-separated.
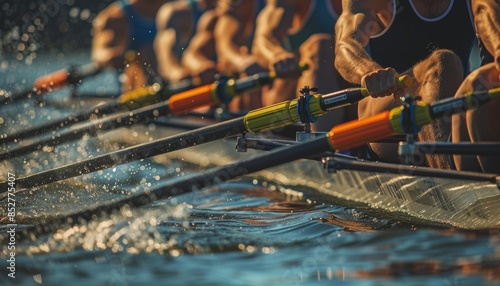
xmin=327 ymin=111 xmax=395 ymax=151
xmin=168 ymin=84 xmax=215 ymax=115
xmin=33 ymin=69 xmax=69 ymax=94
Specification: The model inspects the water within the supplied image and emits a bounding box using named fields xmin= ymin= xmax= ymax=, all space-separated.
xmin=0 ymin=51 xmax=499 ymax=286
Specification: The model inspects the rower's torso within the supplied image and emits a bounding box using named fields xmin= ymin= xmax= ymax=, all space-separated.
xmin=284 ymin=0 xmax=341 ymax=52
xmin=368 ymin=0 xmax=475 ymax=73
xmin=373 ymin=0 xmax=455 ymax=32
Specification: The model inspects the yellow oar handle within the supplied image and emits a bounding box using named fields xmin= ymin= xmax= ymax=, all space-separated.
xmin=244 ymin=94 xmax=325 ymax=133
xmin=360 ymin=75 xmax=413 ymax=97
xmin=117 ymin=83 xmax=163 ymax=110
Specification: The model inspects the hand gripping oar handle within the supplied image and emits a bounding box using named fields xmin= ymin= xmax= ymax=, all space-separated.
xmin=320 ymin=75 xmax=413 ymax=109
xmin=243 ymin=75 xmax=412 ymax=133
xmin=168 ymin=64 xmax=309 ymax=115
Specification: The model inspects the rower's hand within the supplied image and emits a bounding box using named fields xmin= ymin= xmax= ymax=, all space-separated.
xmin=169 ymin=69 xmax=192 ymax=83
xmin=193 ymin=62 xmax=218 ymax=85
xmin=269 ymin=53 xmax=301 ymax=78
xmin=238 ymin=56 xmax=267 ymax=76
xmin=361 ymin=68 xmax=406 ymax=98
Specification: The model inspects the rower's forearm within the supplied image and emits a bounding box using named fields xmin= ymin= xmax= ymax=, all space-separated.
xmin=91 ymin=47 xmax=126 ymax=70
xmin=156 ymin=50 xmax=186 ymax=81
xmin=335 ymin=40 xmax=383 ymax=84
xmin=253 ymin=34 xmax=289 ymax=67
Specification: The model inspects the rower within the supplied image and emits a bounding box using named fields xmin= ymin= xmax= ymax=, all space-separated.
xmin=334 ymin=0 xmax=500 ymax=173
xmin=214 ymin=0 xmax=267 ymax=112
xmin=91 ymin=0 xmax=169 ymax=92
xmin=154 ymin=0 xmax=219 ymax=86
xmin=252 ymin=0 xmax=357 ymax=132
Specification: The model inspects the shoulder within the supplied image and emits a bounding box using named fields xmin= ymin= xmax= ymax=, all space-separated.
xmin=93 ymin=2 xmax=126 ymax=29
xmin=196 ymin=9 xmax=218 ymax=31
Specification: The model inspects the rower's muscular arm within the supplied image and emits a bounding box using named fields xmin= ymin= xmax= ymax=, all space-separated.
xmin=91 ymin=4 xmax=128 ymax=70
xmin=182 ymin=10 xmax=218 ymax=83
xmin=214 ymin=0 xmax=255 ymax=72
xmin=252 ymin=0 xmax=294 ymax=68
xmin=472 ymin=0 xmax=500 ymax=70
xmin=154 ymin=3 xmax=191 ymax=82
xmin=334 ymin=0 xmax=386 ymax=85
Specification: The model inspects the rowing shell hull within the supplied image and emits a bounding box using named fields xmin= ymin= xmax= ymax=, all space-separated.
xmin=103 ymin=121 xmax=500 ymax=230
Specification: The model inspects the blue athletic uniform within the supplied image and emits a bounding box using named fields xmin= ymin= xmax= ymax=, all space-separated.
xmin=369 ymin=0 xmax=476 ymax=74
xmin=119 ymin=0 xmax=157 ymax=51
xmin=283 ymin=0 xmax=339 ymax=53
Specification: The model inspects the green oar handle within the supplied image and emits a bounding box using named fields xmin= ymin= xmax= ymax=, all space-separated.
xmin=395 ymin=86 xmax=500 ymax=134
xmin=117 ymin=83 xmax=164 ymax=110
xmin=244 ymin=75 xmax=412 ymax=133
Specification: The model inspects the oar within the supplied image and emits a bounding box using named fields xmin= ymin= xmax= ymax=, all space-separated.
xmin=0 ymin=62 xmax=103 ymax=105
xmin=7 ymin=85 xmax=500 ymax=239
xmin=6 ymin=75 xmax=410 ymax=189
xmin=0 ymin=68 xmax=305 ymax=161
xmin=0 ymin=79 xmax=195 ymax=145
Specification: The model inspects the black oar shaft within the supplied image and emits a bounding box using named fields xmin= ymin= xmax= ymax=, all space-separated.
xmin=0 ymin=63 xmax=102 ymax=104
xmin=12 ymin=136 xmax=331 ymax=238
xmin=0 ymin=101 xmax=120 ymax=145
xmin=415 ymin=142 xmax=500 ymax=156
xmin=13 ymin=117 xmax=246 ymax=189
xmin=327 ymin=157 xmax=499 ymax=183
xmin=0 ymin=101 xmax=171 ymax=161
xmin=1 ymin=81 xmax=193 ymax=145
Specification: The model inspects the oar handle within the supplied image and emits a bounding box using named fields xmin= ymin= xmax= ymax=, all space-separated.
xmin=117 ymin=78 xmax=198 ymax=110
xmin=218 ymin=63 xmax=309 ymax=102
xmin=167 ymin=66 xmax=309 ymax=115
xmin=267 ymin=63 xmax=310 ymax=80
xmin=326 ymin=86 xmax=500 ymax=151
xmin=117 ymin=83 xmax=163 ymax=109
xmin=360 ymin=75 xmax=413 ymax=97
xmin=320 ymin=75 xmax=413 ymax=110
xmin=244 ymin=76 xmax=412 ymax=133
xmin=33 ymin=62 xmax=102 ymax=94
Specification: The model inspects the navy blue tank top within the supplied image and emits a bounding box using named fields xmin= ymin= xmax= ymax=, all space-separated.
xmin=246 ymin=0 xmax=266 ymax=51
xmin=283 ymin=0 xmax=338 ymax=53
xmin=119 ymin=0 xmax=157 ymax=51
xmin=187 ymin=0 xmax=204 ymax=43
xmin=369 ymin=0 xmax=476 ymax=74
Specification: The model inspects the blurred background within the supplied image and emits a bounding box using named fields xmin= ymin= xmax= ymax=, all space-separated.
xmin=0 ymin=0 xmax=114 ymax=58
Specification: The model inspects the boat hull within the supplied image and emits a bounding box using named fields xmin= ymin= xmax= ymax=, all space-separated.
xmin=102 ymin=119 xmax=500 ymax=230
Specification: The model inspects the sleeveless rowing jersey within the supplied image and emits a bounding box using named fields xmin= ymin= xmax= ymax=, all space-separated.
xmin=119 ymin=0 xmax=157 ymax=51
xmin=246 ymin=0 xmax=266 ymax=51
xmin=186 ymin=0 xmax=205 ymax=46
xmin=283 ymin=0 xmax=339 ymax=53
xmin=369 ymin=0 xmax=476 ymax=74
